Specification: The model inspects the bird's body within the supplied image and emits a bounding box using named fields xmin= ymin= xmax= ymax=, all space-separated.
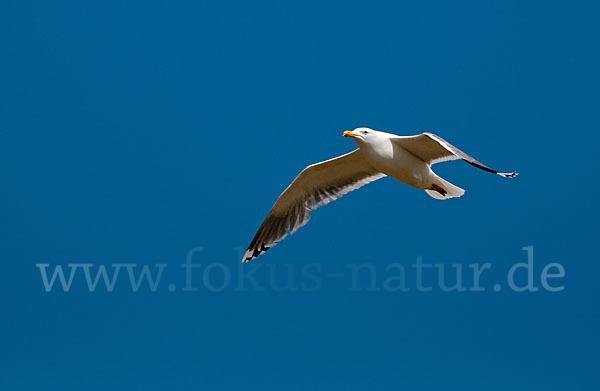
xmin=241 ymin=127 xmax=517 ymax=262
xmin=358 ymin=131 xmax=431 ymax=189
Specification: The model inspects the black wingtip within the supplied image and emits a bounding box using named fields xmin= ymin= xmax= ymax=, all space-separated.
xmin=241 ymin=244 xmax=271 ymax=263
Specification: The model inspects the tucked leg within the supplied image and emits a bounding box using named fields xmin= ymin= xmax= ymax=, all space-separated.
xmin=430 ymin=183 xmax=447 ymax=197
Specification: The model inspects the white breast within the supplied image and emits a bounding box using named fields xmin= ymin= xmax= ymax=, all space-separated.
xmin=361 ymin=139 xmax=432 ymax=189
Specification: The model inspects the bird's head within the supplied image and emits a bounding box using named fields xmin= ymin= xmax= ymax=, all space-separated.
xmin=343 ymin=127 xmax=378 ymax=144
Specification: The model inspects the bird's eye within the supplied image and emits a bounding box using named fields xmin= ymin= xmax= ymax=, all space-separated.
xmin=362 ymin=131 xmax=368 ymax=135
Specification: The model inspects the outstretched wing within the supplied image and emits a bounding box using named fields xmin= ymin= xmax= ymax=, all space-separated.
xmin=392 ymin=132 xmax=517 ymax=177
xmin=242 ymin=149 xmax=385 ymax=263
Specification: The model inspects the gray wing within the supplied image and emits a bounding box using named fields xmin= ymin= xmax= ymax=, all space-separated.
xmin=242 ymin=149 xmax=385 ymax=263
xmin=392 ymin=132 xmax=518 ymax=177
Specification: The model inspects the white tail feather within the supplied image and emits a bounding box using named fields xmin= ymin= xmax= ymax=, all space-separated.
xmin=425 ymin=177 xmax=465 ymax=200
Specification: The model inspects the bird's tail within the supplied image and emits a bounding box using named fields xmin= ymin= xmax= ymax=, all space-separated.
xmin=425 ymin=176 xmax=465 ymax=200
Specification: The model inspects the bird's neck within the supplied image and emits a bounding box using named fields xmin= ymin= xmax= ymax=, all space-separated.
xmin=359 ymin=138 xmax=394 ymax=162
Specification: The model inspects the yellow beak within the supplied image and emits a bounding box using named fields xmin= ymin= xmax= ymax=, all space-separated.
xmin=343 ymin=130 xmax=357 ymax=138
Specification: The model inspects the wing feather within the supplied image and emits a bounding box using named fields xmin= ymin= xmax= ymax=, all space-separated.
xmin=393 ymin=132 xmax=518 ymax=177
xmin=242 ymin=149 xmax=384 ymax=262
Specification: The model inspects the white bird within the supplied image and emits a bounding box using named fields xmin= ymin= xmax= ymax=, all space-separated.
xmin=241 ymin=127 xmax=517 ymax=262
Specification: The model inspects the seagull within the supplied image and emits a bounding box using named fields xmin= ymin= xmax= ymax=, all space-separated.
xmin=241 ymin=127 xmax=517 ymax=262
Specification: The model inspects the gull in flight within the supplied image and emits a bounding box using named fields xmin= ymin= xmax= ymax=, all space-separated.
xmin=242 ymin=127 xmax=517 ymax=262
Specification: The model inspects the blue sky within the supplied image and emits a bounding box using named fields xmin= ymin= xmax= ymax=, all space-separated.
xmin=1 ymin=1 xmax=599 ymax=390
